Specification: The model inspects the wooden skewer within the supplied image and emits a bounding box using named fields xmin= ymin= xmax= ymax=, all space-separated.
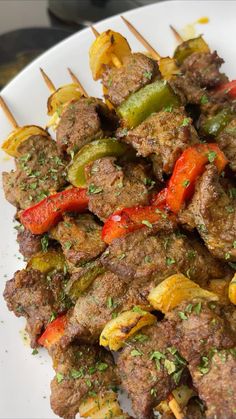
xmin=168 ymin=396 xmax=185 ymax=419
xmin=90 ymin=25 xmax=122 ymax=68
xmin=121 ymin=15 xmax=161 ymax=61
xmin=0 ymin=96 xmax=19 ymax=129
xmin=170 ymin=25 xmax=184 ymax=44
xmin=67 ymin=68 xmax=88 ymax=97
xmin=40 ymin=68 xmax=56 ymax=93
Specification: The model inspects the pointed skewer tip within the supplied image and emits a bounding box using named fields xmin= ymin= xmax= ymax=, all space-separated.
xmin=169 ymin=25 xmax=183 ymax=43
xmin=0 ymin=96 xmax=18 ymax=129
xmin=67 ymin=68 xmax=88 ymax=97
xmin=40 ymin=68 xmax=56 ymax=93
xmin=90 ymin=25 xmax=100 ymax=38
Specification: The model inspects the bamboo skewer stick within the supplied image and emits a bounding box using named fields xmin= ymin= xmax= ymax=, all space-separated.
xmin=40 ymin=68 xmax=56 ymax=93
xmin=120 ymin=15 xmax=161 ymax=60
xmin=90 ymin=25 xmax=122 ymax=68
xmin=169 ymin=25 xmax=184 ymax=43
xmin=67 ymin=68 xmax=88 ymax=97
xmin=0 ymin=96 xmax=19 ymax=129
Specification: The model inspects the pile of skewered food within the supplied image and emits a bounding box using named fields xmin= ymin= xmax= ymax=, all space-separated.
xmin=2 ymin=18 xmax=236 ymax=419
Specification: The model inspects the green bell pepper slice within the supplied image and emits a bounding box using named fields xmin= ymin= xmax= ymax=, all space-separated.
xmin=27 ymin=250 xmax=66 ymax=274
xmin=174 ymin=36 xmax=210 ymax=65
xmin=117 ymin=80 xmax=179 ymax=129
xmin=68 ymin=138 xmax=129 ymax=187
xmin=65 ymin=261 xmax=106 ymax=301
xmin=202 ymin=108 xmax=233 ymax=136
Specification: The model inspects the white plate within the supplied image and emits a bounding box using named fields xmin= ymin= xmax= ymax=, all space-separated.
xmin=1 ymin=1 xmax=236 ymax=418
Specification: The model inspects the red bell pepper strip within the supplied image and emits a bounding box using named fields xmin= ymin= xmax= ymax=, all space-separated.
xmin=102 ymin=204 xmax=168 ymax=244
xmin=215 ymin=80 xmax=236 ymax=99
xmin=166 ymin=143 xmax=228 ymax=214
xmin=20 ymin=187 xmax=88 ymax=234
xmin=38 ymin=315 xmax=67 ymax=349
xmin=150 ymin=188 xmax=168 ymax=209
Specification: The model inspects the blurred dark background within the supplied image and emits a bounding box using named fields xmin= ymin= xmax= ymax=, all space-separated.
xmin=0 ymin=0 xmax=160 ymax=89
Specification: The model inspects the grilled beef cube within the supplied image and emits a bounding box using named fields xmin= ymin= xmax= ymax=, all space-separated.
xmin=56 ymin=97 xmax=117 ymax=155
xmin=120 ymin=107 xmax=199 ymax=180
xmin=17 ymin=227 xmax=43 ymax=259
xmin=217 ymin=118 xmax=236 ymax=172
xmin=165 ymin=300 xmax=236 ymax=419
xmin=101 ymin=221 xmax=227 ymax=286
xmin=102 ymin=53 xmax=159 ymax=107
xmin=191 ymin=349 xmax=236 ymax=419
xmin=180 ymin=165 xmax=236 ymax=261
xmin=4 ymin=268 xmax=70 ymax=347
xmin=2 ymin=135 xmax=66 ymax=209
xmin=50 ymin=343 xmax=119 ymax=419
xmin=50 ymin=214 xmax=106 ymax=267
xmin=62 ymin=270 xmax=153 ymax=345
xmin=165 ymin=300 xmax=235 ymax=367
xmin=85 ymin=157 xmax=150 ymax=221
xmin=170 ymin=74 xmax=206 ymax=105
xmin=181 ymin=51 xmax=228 ymax=89
xmin=118 ymin=323 xmax=187 ymax=419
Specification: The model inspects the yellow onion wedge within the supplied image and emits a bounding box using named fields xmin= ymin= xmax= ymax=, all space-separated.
xmin=1 ymin=125 xmax=49 ymax=157
xmin=100 ymin=308 xmax=156 ymax=351
xmin=47 ymin=83 xmax=82 ymax=116
xmin=148 ymin=274 xmax=218 ymax=313
xmin=79 ymin=391 xmax=127 ymax=418
xmin=158 ymin=57 xmax=180 ymax=80
xmin=89 ymin=30 xmax=131 ymax=80
xmin=229 ymin=273 xmax=236 ymax=305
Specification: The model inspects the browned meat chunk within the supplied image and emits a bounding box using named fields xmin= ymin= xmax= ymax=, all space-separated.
xmin=191 ymin=350 xmax=236 ymax=419
xmin=101 ymin=223 xmax=227 ymax=286
xmin=181 ymin=52 xmax=228 ymax=89
xmin=181 ymin=165 xmax=236 ymax=261
xmin=120 ymin=107 xmax=198 ymax=179
xmin=17 ymin=227 xmax=43 ymax=259
xmin=62 ymin=270 xmax=153 ymax=344
xmin=56 ymin=97 xmax=117 ymax=155
xmin=118 ymin=323 xmax=187 ymax=419
xmin=3 ymin=268 xmax=70 ymax=347
xmin=102 ymin=53 xmax=159 ymax=107
xmin=165 ymin=300 xmax=235 ymax=366
xmin=50 ymin=214 xmax=106 ymax=267
xmin=85 ymin=157 xmax=150 ymax=221
xmin=217 ymin=118 xmax=236 ymax=172
xmin=170 ymin=74 xmax=206 ymax=105
xmin=2 ymin=135 xmax=66 ymax=209
xmin=50 ymin=343 xmax=119 ymax=419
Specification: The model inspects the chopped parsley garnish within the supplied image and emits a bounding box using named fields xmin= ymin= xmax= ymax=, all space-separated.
xmin=166 ymin=257 xmax=176 ymax=266
xmin=200 ymin=95 xmax=209 ymax=105
xmin=178 ymin=311 xmax=188 ymax=320
xmin=106 ymin=297 xmax=114 ymax=309
xmin=56 ymin=372 xmax=64 ymax=383
xmin=193 ymin=301 xmax=202 ymax=315
xmin=132 ymin=333 xmax=149 ymax=343
xmin=181 ymin=117 xmax=191 ymax=127
xmin=97 ymin=362 xmax=108 ymax=372
xmin=88 ymin=184 xmax=103 ymax=194
xmin=32 ymin=349 xmax=38 ymax=355
xmin=143 ymin=70 xmax=152 ymax=80
xmin=182 ymin=179 xmax=190 ymax=188
xmin=41 ymin=234 xmax=49 ymax=252
xmin=131 ymin=349 xmax=143 ymax=357
xmin=49 ymin=312 xmax=57 ymax=322
xmin=207 ymin=150 xmax=217 ymax=163
xmin=225 ymin=252 xmax=231 ymax=260
xmin=132 ymin=306 xmax=147 ymax=315
xmin=164 ymin=105 xmax=173 ymax=112
xmin=142 ymin=220 xmax=153 ymax=228
xmin=70 ymin=368 xmax=84 ymax=379
xmin=64 ymin=241 xmax=72 ymax=250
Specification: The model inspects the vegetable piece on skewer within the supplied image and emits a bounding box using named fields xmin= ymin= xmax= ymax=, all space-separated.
xmin=202 ymin=107 xmax=234 ymax=136
xmin=79 ymin=391 xmax=128 ymax=418
xmin=148 ymin=273 xmax=218 ymax=313
xmin=89 ymin=29 xmax=131 ymax=80
xmin=67 ymin=138 xmax=129 ymax=187
xmin=166 ymin=143 xmax=228 ymax=214
xmin=229 ymin=273 xmax=236 ymax=305
xmin=100 ymin=308 xmax=156 ymax=351
xmin=214 ymin=79 xmax=236 ymax=99
xmin=0 ymin=96 xmax=49 ymax=157
xmin=27 ymin=250 xmax=66 ymax=274
xmin=117 ymin=80 xmax=180 ymax=129
xmin=173 ymin=35 xmax=210 ymax=65
xmin=38 ymin=314 xmax=67 ymax=349
xmin=19 ymin=187 xmax=89 ymax=234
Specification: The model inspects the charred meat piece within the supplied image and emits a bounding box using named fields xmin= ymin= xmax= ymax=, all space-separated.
xmin=120 ymin=107 xmax=199 ymax=180
xmin=50 ymin=343 xmax=119 ymax=419
xmin=56 ymin=97 xmax=117 ymax=155
xmin=101 ymin=223 xmax=227 ymax=286
xmin=3 ymin=268 xmax=70 ymax=347
xmin=170 ymin=74 xmax=206 ymax=105
xmin=217 ymin=118 xmax=236 ymax=172
xmin=181 ymin=165 xmax=236 ymax=261
xmin=102 ymin=53 xmax=159 ymax=107
xmin=85 ymin=157 xmax=150 ymax=221
xmin=118 ymin=323 xmax=187 ymax=419
xmin=165 ymin=300 xmax=235 ymax=367
xmin=181 ymin=51 xmax=228 ymax=89
xmin=191 ymin=349 xmax=236 ymax=419
xmin=2 ymin=135 xmax=66 ymax=209
xmin=17 ymin=227 xmax=43 ymax=259
xmin=50 ymin=214 xmax=106 ymax=267
xmin=62 ymin=270 xmax=153 ymax=345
